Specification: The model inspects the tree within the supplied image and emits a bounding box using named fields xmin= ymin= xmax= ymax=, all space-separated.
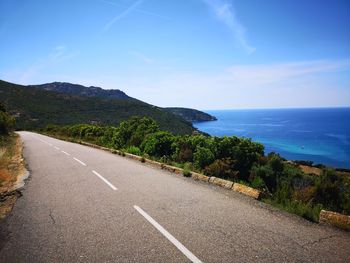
xmin=204 ymin=158 xmax=239 ymax=180
xmin=117 ymin=117 xmax=159 ymax=148
xmin=0 ymin=103 xmax=15 ymax=134
xmin=141 ymin=131 xmax=175 ymax=157
xmin=193 ymin=146 xmax=215 ymax=169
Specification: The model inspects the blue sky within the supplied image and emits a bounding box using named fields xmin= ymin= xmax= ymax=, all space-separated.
xmin=1 ymin=0 xmax=349 ymax=109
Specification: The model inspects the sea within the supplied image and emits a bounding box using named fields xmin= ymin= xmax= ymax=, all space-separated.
xmin=193 ymin=108 xmax=350 ymax=169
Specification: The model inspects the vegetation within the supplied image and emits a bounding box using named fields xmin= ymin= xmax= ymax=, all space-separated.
xmin=0 ymin=103 xmax=15 ymax=136
xmin=0 ymin=104 xmax=25 ymax=219
xmin=1 ymin=80 xmax=348 ymax=222
xmin=1 ymin=104 xmax=23 ymax=194
xmin=43 ymin=117 xmax=350 ymax=222
xmin=0 ymin=103 xmax=14 ymax=182
xmin=30 ymin=81 xmax=131 ymax=100
xmin=0 ymin=80 xmax=196 ymax=135
xmin=164 ymin=107 xmax=217 ymax=122
xmin=32 ymin=82 xmax=218 ymax=123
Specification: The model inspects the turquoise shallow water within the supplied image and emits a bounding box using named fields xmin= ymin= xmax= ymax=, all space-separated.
xmin=194 ymin=108 xmax=350 ymax=169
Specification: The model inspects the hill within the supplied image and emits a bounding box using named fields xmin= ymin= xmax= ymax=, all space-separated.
xmin=164 ymin=107 xmax=217 ymax=123
xmin=30 ymin=82 xmax=131 ymax=100
xmin=0 ymin=80 xmax=196 ymax=135
xmin=31 ymin=82 xmax=216 ymax=123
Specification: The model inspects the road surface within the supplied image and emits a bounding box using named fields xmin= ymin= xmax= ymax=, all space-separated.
xmin=0 ymin=132 xmax=349 ymax=262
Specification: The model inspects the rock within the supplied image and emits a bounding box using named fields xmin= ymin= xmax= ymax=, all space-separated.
xmin=232 ymin=183 xmax=261 ymax=199
xmin=319 ymin=210 xmax=350 ymax=231
xmin=209 ymin=177 xmax=233 ymax=189
xmin=191 ymin=172 xmax=210 ymax=182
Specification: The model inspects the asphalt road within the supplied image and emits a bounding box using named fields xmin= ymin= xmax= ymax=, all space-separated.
xmin=0 ymin=131 xmax=349 ymax=262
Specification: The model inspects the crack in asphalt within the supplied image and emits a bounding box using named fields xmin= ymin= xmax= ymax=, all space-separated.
xmin=301 ymin=235 xmax=339 ymax=248
xmin=49 ymin=209 xmax=56 ymax=224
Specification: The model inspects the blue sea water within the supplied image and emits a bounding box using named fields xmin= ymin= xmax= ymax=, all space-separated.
xmin=194 ymin=108 xmax=350 ymax=169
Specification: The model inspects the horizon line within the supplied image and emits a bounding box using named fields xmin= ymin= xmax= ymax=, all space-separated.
xmin=198 ymin=106 xmax=350 ymax=111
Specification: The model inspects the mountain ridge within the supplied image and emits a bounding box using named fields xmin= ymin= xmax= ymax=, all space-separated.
xmin=29 ymin=81 xmax=216 ymax=123
xmin=29 ymin=82 xmax=132 ymax=100
xmin=164 ymin=107 xmax=217 ymax=123
xmin=0 ymin=79 xmax=196 ymax=135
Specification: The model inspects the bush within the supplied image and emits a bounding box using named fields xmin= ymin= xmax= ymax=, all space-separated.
xmin=126 ymin=146 xmax=142 ymax=156
xmin=183 ymin=163 xmax=192 ymax=177
xmin=193 ymin=146 xmax=215 ymax=169
xmin=141 ymin=131 xmax=175 ymax=157
xmin=293 ymin=186 xmax=316 ymax=203
xmin=314 ymin=169 xmax=350 ymax=214
xmin=117 ymin=116 xmax=159 ymax=147
xmin=282 ymin=200 xmax=322 ymax=222
xmin=250 ymin=175 xmax=266 ymax=190
xmin=204 ymin=158 xmax=238 ymax=180
xmin=251 ymin=164 xmax=276 ymax=192
xmin=0 ymin=104 xmax=15 ymax=134
xmin=174 ymin=137 xmax=194 ymax=162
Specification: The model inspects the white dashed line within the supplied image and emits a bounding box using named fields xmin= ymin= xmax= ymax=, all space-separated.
xmin=61 ymin=151 xmax=70 ymax=156
xmin=92 ymin=170 xmax=118 ymax=191
xmin=133 ymin=205 xmax=202 ymax=263
xmin=54 ymin=146 xmax=60 ymax=150
xmin=73 ymin=157 xmax=87 ymax=166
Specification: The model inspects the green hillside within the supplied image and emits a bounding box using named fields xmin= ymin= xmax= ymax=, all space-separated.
xmin=164 ymin=107 xmax=217 ymax=122
xmin=31 ymin=82 xmax=217 ymax=123
xmin=0 ymin=80 xmax=196 ymax=135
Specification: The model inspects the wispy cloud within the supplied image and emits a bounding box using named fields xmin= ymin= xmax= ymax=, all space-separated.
xmin=113 ymin=59 xmax=350 ymax=109
xmin=202 ymin=0 xmax=255 ymax=54
xmin=224 ymin=60 xmax=350 ymax=86
xmin=102 ymin=0 xmax=144 ymax=32
xmin=100 ymin=0 xmax=169 ymax=21
xmin=130 ymin=51 xmax=154 ymax=64
xmin=2 ymin=46 xmax=80 ymax=84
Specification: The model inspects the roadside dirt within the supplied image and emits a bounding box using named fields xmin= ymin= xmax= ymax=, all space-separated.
xmin=0 ymin=135 xmax=27 ymax=219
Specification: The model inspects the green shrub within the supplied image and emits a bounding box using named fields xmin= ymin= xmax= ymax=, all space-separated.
xmin=314 ymin=169 xmax=350 ymax=214
xmin=204 ymin=158 xmax=238 ymax=180
xmin=193 ymin=146 xmax=215 ymax=169
xmin=126 ymin=146 xmax=142 ymax=156
xmin=183 ymin=163 xmax=192 ymax=177
xmin=250 ymin=175 xmax=266 ymax=190
xmin=0 ymin=104 xmax=15 ymax=134
xmin=141 ymin=131 xmax=175 ymax=157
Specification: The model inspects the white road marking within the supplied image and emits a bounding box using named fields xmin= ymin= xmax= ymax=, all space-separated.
xmin=61 ymin=151 xmax=70 ymax=156
xmin=48 ymin=143 xmax=53 ymax=146
xmin=133 ymin=205 xmax=202 ymax=263
xmin=73 ymin=157 xmax=87 ymax=166
xmin=54 ymin=146 xmax=60 ymax=150
xmin=92 ymin=170 xmax=118 ymax=190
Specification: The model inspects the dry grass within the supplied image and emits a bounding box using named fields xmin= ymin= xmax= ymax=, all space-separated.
xmin=0 ymin=134 xmax=25 ymax=218
xmin=299 ymin=165 xmax=322 ymax=176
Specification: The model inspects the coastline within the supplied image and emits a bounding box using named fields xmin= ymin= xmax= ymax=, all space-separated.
xmin=194 ymin=108 xmax=350 ymax=169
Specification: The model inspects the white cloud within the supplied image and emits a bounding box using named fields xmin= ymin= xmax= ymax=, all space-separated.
xmin=100 ymin=0 xmax=169 ymax=21
xmin=4 ymin=58 xmax=349 ymax=110
xmin=223 ymin=60 xmax=350 ymax=87
xmin=115 ymin=59 xmax=350 ymax=109
xmin=201 ymin=0 xmax=255 ymax=54
xmin=1 ymin=46 xmax=80 ymax=84
xmin=130 ymin=51 xmax=154 ymax=64
xmin=103 ymin=0 xmax=144 ymax=32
